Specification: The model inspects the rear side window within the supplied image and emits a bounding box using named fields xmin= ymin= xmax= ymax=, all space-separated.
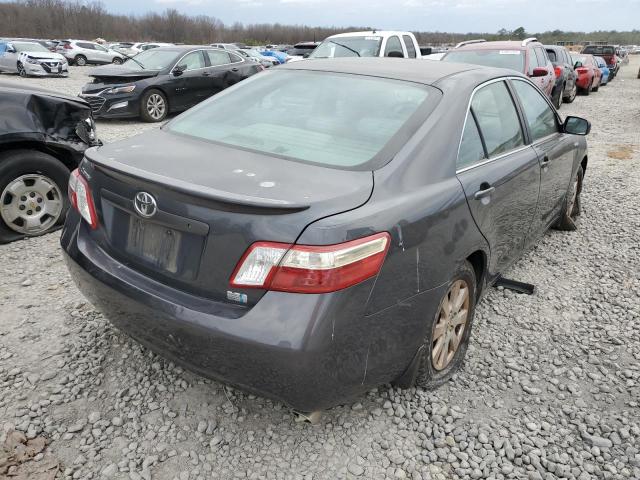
xmin=384 ymin=36 xmax=403 ymax=57
xmin=546 ymin=49 xmax=557 ymax=62
xmin=511 ymin=80 xmax=558 ymax=141
xmin=229 ymin=52 xmax=243 ymax=63
xmin=457 ymin=112 xmax=486 ymax=170
xmin=471 ymin=81 xmax=524 ymax=157
xmin=402 ymin=35 xmax=416 ymax=58
xmin=77 ymin=42 xmax=94 ymax=49
xmin=207 ymin=50 xmax=232 ymax=66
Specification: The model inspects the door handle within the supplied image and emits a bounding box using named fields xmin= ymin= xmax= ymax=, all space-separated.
xmin=540 ymin=156 xmax=550 ymax=171
xmin=202 ymin=72 xmax=211 ymax=76
xmin=231 ymin=67 xmax=239 ymax=72
xmin=474 ymin=184 xmax=495 ymax=200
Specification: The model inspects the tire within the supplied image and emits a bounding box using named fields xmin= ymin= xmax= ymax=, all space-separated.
xmin=553 ymin=83 xmax=563 ymax=109
xmin=74 ymin=55 xmax=87 ymax=66
xmin=563 ymin=82 xmax=577 ymax=103
xmin=416 ymin=261 xmax=477 ymax=390
xmin=0 ymin=150 xmax=70 ymax=244
xmin=583 ymin=80 xmax=591 ymax=96
xmin=140 ymin=89 xmax=168 ymax=123
xmin=554 ymin=165 xmax=584 ymax=231
xmin=112 ymin=57 xmax=123 ymax=65
xmin=17 ymin=62 xmax=26 ymax=77
xmin=592 ymin=80 xmax=599 ymax=92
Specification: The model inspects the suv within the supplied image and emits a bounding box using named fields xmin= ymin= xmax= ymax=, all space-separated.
xmin=442 ymin=38 xmax=555 ymax=98
xmin=56 ymin=40 xmax=125 ymax=66
xmin=0 ymin=82 xmax=99 ymax=242
xmin=544 ymin=45 xmax=578 ymax=109
xmin=581 ymin=45 xmax=618 ymax=79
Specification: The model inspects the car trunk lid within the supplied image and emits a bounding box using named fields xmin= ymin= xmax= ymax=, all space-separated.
xmin=81 ymin=130 xmax=373 ymax=306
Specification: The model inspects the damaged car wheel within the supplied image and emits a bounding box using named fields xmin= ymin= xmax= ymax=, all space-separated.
xmin=0 ymin=150 xmax=70 ymax=243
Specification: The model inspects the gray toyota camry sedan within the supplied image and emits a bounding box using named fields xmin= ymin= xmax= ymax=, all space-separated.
xmin=61 ymin=58 xmax=590 ymax=411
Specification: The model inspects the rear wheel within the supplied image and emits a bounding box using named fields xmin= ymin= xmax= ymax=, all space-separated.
xmin=140 ymin=89 xmax=168 ymax=122
xmin=593 ymin=79 xmax=600 ymax=92
xmin=0 ymin=150 xmax=70 ymax=243
xmin=112 ymin=57 xmax=123 ymax=65
xmin=416 ymin=261 xmax=477 ymax=390
xmin=553 ymin=83 xmax=563 ymax=109
xmin=74 ymin=55 xmax=87 ymax=66
xmin=563 ymin=82 xmax=577 ymax=103
xmin=554 ymin=165 xmax=584 ymax=231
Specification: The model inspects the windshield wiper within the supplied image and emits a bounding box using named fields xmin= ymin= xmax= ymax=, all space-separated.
xmin=328 ymin=40 xmax=360 ymax=57
xmin=119 ymin=51 xmax=145 ymax=69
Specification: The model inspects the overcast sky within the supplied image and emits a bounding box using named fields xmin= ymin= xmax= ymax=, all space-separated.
xmin=100 ymin=0 xmax=640 ymax=33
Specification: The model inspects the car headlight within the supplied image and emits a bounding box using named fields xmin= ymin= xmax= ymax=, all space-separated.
xmin=76 ymin=116 xmax=98 ymax=144
xmin=25 ymin=57 xmax=39 ymax=64
xmin=104 ymin=85 xmax=136 ymax=95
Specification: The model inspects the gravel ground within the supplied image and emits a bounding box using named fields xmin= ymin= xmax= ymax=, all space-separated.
xmin=1 ymin=59 xmax=639 ymax=480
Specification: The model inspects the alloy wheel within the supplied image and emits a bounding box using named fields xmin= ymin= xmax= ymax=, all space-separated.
xmin=432 ymin=279 xmax=470 ymax=371
xmin=17 ymin=64 xmax=25 ymax=77
xmin=0 ymin=174 xmax=63 ymax=235
xmin=146 ymin=94 xmax=166 ymax=120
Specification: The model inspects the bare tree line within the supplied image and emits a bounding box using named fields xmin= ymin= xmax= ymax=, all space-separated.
xmin=1 ymin=0 xmax=639 ymax=46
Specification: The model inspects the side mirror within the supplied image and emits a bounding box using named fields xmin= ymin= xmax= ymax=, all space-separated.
xmin=574 ymin=61 xmax=583 ymax=69
xmin=173 ymin=65 xmax=186 ymax=76
xmin=303 ymin=52 xmax=310 ymax=58
xmin=531 ymin=67 xmax=549 ymax=77
xmin=6 ymin=46 xmax=16 ymax=53
xmin=564 ymin=116 xmax=591 ymax=135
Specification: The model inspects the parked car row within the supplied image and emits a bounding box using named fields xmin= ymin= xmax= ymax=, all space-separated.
xmin=440 ymin=38 xmax=625 ymax=109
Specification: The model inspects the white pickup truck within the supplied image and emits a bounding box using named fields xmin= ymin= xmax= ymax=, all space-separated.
xmin=308 ymin=31 xmax=422 ymax=59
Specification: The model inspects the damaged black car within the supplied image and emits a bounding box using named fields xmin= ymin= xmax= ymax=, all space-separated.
xmin=0 ymin=82 xmax=100 ymax=243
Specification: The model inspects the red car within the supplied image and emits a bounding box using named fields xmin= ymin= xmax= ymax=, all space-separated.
xmin=442 ymin=38 xmax=555 ymax=97
xmin=570 ymin=53 xmax=602 ymax=95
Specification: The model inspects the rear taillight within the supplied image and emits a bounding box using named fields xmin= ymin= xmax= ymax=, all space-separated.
xmin=230 ymin=232 xmax=391 ymax=294
xmin=68 ymin=169 xmax=98 ymax=229
xmin=554 ymin=66 xmax=562 ymax=78
xmin=64 ymin=44 xmax=72 ymax=49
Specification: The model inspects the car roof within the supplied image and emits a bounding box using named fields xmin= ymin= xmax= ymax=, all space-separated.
xmin=456 ymin=40 xmax=533 ymax=50
xmin=328 ymin=31 xmax=415 ymax=38
xmin=279 ymin=57 xmax=516 ymax=86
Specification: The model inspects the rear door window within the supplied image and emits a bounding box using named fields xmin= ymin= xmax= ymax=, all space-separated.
xmin=534 ymin=48 xmax=547 ymax=66
xmin=384 ymin=36 xmax=404 ymax=57
xmin=511 ymin=80 xmax=558 ymax=141
xmin=402 ymin=35 xmax=416 ymax=58
xmin=78 ymin=42 xmax=94 ymax=49
xmin=471 ymin=81 xmax=524 ymax=157
xmin=206 ymin=50 xmax=232 ymax=66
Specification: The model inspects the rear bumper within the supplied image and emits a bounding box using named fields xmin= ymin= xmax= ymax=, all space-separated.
xmin=60 ymin=214 xmax=445 ymax=410
xmin=575 ymin=74 xmax=591 ymax=89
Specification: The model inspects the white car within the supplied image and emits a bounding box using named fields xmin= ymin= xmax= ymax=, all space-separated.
xmin=139 ymin=42 xmax=175 ymax=51
xmin=56 ymin=40 xmax=125 ymax=66
xmin=309 ymin=31 xmax=422 ymax=59
xmin=0 ymin=40 xmax=68 ymax=77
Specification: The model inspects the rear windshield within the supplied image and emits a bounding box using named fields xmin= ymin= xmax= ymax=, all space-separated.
xmin=168 ymin=70 xmax=434 ymax=169
xmin=310 ymin=36 xmax=383 ymax=58
xmin=583 ymin=46 xmax=614 ymax=55
xmin=443 ymin=49 xmax=524 ymax=72
xmin=545 ymin=49 xmax=557 ymax=62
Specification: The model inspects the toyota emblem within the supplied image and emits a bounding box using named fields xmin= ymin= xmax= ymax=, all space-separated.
xmin=134 ymin=192 xmax=157 ymax=218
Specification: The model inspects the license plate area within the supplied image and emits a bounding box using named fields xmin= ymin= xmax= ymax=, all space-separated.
xmin=126 ymin=217 xmax=181 ymax=273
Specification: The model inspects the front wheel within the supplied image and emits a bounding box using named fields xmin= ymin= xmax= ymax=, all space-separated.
xmin=0 ymin=150 xmax=70 ymax=243
xmin=554 ymin=165 xmax=584 ymax=231
xmin=17 ymin=62 xmax=27 ymax=77
xmin=112 ymin=57 xmax=123 ymax=65
xmin=416 ymin=261 xmax=477 ymax=390
xmin=140 ymin=89 xmax=168 ymax=122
